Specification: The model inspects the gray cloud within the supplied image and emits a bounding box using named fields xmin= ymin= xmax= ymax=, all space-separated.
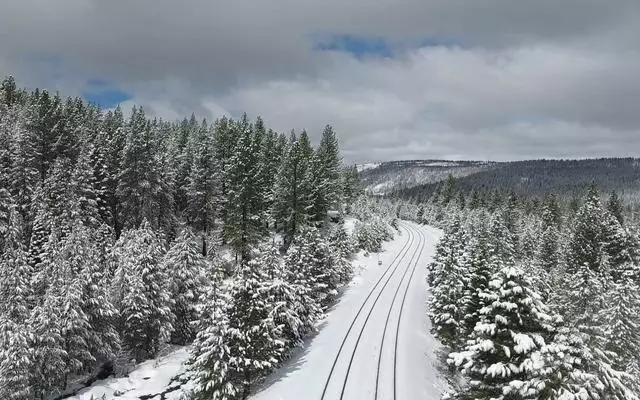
xmin=1 ymin=0 xmax=639 ymax=162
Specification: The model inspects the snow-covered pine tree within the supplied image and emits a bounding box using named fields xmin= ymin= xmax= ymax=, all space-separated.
xmin=0 ymin=204 xmax=35 ymax=400
xmin=7 ymin=112 xmax=39 ymax=227
xmin=517 ymin=218 xmax=540 ymax=262
xmin=162 ymin=228 xmax=208 ymax=344
xmin=23 ymin=89 xmax=62 ymax=182
xmin=428 ymin=215 xmax=469 ymax=350
xmin=285 ymin=226 xmax=340 ymax=308
xmin=186 ymin=120 xmax=217 ymax=256
xmin=188 ymin=260 xmax=234 ymax=399
xmin=99 ymin=106 xmax=126 ymax=237
xmin=28 ymin=286 xmax=68 ymax=398
xmin=310 ymin=125 xmax=343 ymax=222
xmin=273 ymin=131 xmax=314 ymax=249
xmin=488 ymin=212 xmax=516 ymax=263
xmin=0 ymin=204 xmax=31 ymax=321
xmin=536 ymin=224 xmax=562 ymax=273
xmin=191 ymin=260 xmax=286 ymax=399
xmin=541 ymin=193 xmax=562 ymax=229
xmin=553 ymin=256 xmax=638 ymax=399
xmin=111 ymin=220 xmax=174 ymax=361
xmin=212 ymin=116 xmax=239 ymax=240
xmin=328 ymin=224 xmax=357 ymax=284
xmin=0 ymin=75 xmax=21 ymax=106
xmin=459 ymin=234 xmax=496 ymax=338
xmin=341 ymin=165 xmax=361 ymax=210
xmin=0 ymin=320 xmax=33 ymax=400
xmin=28 ymin=159 xmax=74 ymax=273
xmin=172 ymin=114 xmax=199 ymax=216
xmin=222 ymin=116 xmax=268 ymax=262
xmin=603 ymin=272 xmax=640 ymax=380
xmin=567 ymin=184 xmax=610 ymax=274
xmin=69 ymin=145 xmax=102 ymax=228
xmin=117 ymin=107 xmax=173 ymax=232
xmin=256 ymin=126 xmax=282 ymax=228
xmin=428 ymin=214 xmax=466 ymax=287
xmin=449 ymin=266 xmax=558 ymax=400
xmin=607 ymin=190 xmax=624 ymax=225
xmin=76 ymin=224 xmax=120 ymax=364
xmin=256 ymin=242 xmax=320 ymax=345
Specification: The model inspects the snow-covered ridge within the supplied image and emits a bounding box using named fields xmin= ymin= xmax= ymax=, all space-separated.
xmin=356 ymin=162 xmax=381 ymax=172
xmin=359 ymin=160 xmax=492 ymax=195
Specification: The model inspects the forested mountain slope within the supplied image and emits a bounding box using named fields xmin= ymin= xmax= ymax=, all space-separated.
xmin=358 ymin=160 xmax=492 ymax=194
xmin=366 ymin=158 xmax=640 ymax=201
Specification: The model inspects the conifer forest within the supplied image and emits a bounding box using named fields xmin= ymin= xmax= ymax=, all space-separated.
xmin=2 ymin=71 xmax=640 ymax=400
xmin=0 ymin=76 xmax=385 ymax=399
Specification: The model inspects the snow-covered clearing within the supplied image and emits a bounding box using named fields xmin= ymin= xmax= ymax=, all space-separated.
xmin=72 ymin=222 xmax=445 ymax=400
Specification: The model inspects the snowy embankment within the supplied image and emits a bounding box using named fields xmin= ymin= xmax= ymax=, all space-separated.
xmin=71 ymin=348 xmax=189 ymax=400
xmin=73 ymin=222 xmax=446 ymax=400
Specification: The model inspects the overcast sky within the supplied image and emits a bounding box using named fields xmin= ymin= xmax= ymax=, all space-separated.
xmin=1 ymin=0 xmax=639 ymax=162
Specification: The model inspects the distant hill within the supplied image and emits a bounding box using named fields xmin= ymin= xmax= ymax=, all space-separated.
xmin=358 ymin=160 xmax=493 ymax=195
xmin=360 ymin=158 xmax=640 ymax=201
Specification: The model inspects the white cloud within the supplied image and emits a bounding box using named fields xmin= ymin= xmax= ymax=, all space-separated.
xmin=1 ymin=0 xmax=640 ymax=162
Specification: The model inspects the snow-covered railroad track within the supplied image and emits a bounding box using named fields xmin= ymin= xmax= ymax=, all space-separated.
xmin=320 ymin=222 xmax=416 ymax=400
xmin=375 ymin=224 xmax=426 ymax=400
xmin=251 ymin=222 xmax=445 ymax=400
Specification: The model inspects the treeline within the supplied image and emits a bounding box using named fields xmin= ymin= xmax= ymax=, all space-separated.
xmin=0 ymin=76 xmax=382 ymax=400
xmin=397 ymin=179 xmax=640 ymax=399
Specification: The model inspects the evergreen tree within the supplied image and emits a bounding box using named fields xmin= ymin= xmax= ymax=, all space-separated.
xmin=310 ymin=125 xmax=343 ymax=221
xmin=567 ymin=185 xmax=631 ymax=274
xmin=222 ymin=116 xmax=268 ymax=262
xmin=0 ymin=321 xmax=33 ymax=400
xmin=111 ymin=221 xmax=174 ymax=361
xmin=541 ymin=193 xmax=562 ymax=228
xmin=186 ymin=121 xmax=217 ymax=255
xmin=428 ymin=216 xmax=469 ymax=349
xmin=488 ymin=213 xmax=516 ymax=263
xmin=0 ymin=205 xmax=31 ymax=322
xmin=441 ymin=174 xmax=457 ymax=205
xmin=28 ymin=289 xmax=67 ymax=398
xmin=192 ymin=262 xmax=286 ymax=399
xmin=0 ymin=75 xmax=21 ymax=107
xmin=273 ymin=131 xmax=314 ymax=248
xmin=117 ymin=107 xmax=173 ymax=231
xmin=173 ymin=115 xmax=199 ymax=215
xmin=76 ymin=224 xmax=120 ymax=364
xmin=449 ymin=266 xmax=558 ymax=400
xmin=162 ymin=229 xmax=208 ymax=344
xmin=553 ymin=259 xmax=638 ymax=399
xmin=285 ymin=227 xmax=340 ymax=308
xmin=7 ymin=111 xmax=39 ymax=227
xmin=252 ymin=242 xmax=319 ymax=345
xmin=459 ymin=235 xmax=495 ymax=337
xmin=341 ymin=165 xmax=361 ymax=209
xmin=256 ymin=127 xmax=282 ymax=226
xmin=603 ymin=273 xmax=640 ymax=376
xmin=328 ymin=225 xmax=357 ymax=284
xmin=100 ymin=107 xmax=126 ymax=236
xmin=189 ymin=288 xmax=236 ymax=400
xmin=607 ymin=190 xmax=624 ymax=225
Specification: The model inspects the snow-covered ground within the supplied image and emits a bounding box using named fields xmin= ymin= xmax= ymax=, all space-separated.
xmin=72 ymin=347 xmax=190 ymax=399
xmin=73 ymin=222 xmax=445 ymax=400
